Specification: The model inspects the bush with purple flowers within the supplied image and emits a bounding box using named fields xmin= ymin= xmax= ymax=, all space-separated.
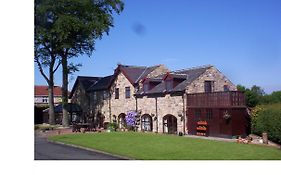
xmin=125 ymin=111 xmax=137 ymax=130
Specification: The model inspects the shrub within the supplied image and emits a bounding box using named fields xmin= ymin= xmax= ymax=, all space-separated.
xmin=107 ymin=122 xmax=118 ymax=131
xmin=253 ymin=108 xmax=281 ymax=144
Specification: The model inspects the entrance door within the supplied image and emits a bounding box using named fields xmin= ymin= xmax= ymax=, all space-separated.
xmin=163 ymin=115 xmax=177 ymax=134
xmin=219 ymin=109 xmax=232 ymax=136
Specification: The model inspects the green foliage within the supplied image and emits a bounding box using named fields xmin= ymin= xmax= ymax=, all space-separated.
xmin=237 ymin=84 xmax=260 ymax=107
xmin=35 ymin=0 xmax=124 ymax=59
xmin=260 ymin=91 xmax=281 ymax=104
xmin=251 ymin=105 xmax=281 ymax=144
xmin=35 ymin=0 xmax=124 ymax=126
xmin=237 ymin=85 xmax=281 ymax=106
xmin=107 ymin=122 xmax=118 ymax=131
xmin=49 ymin=132 xmax=281 ymax=160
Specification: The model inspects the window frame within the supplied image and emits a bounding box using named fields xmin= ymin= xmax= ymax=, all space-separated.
xmin=166 ymin=80 xmax=173 ymax=91
xmin=204 ymin=81 xmax=213 ymax=93
xmin=115 ymin=88 xmax=119 ymax=99
xmin=125 ymin=86 xmax=130 ymax=98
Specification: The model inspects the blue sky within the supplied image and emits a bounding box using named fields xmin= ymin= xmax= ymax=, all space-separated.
xmin=34 ymin=0 xmax=281 ymax=94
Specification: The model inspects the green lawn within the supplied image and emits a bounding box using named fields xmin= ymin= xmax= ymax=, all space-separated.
xmin=49 ymin=132 xmax=281 ymax=160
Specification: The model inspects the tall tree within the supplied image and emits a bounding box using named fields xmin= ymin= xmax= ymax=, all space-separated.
xmin=35 ymin=0 xmax=124 ymax=126
xmin=35 ymin=1 xmax=62 ymax=124
xmin=34 ymin=44 xmax=61 ymax=125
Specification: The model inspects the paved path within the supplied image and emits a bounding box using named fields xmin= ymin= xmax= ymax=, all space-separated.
xmin=35 ymin=132 xmax=126 ymax=160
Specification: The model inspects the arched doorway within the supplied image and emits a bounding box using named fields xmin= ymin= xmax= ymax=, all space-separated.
xmin=163 ymin=114 xmax=177 ymax=134
xmin=141 ymin=114 xmax=153 ymax=131
xmin=118 ymin=113 xmax=126 ymax=129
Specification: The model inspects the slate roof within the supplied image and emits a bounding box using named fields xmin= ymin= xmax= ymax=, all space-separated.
xmin=35 ymin=85 xmax=62 ymax=96
xmin=87 ymin=75 xmax=114 ymax=91
xmin=117 ymin=64 xmax=163 ymax=85
xmin=69 ymin=76 xmax=102 ymax=98
xmin=137 ymin=65 xmax=213 ymax=95
xmin=172 ymin=65 xmax=212 ymax=92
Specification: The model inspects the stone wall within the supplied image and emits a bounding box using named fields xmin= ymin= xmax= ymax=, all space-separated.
xmin=89 ymin=90 xmax=111 ymax=124
xmin=71 ymin=84 xmax=90 ymax=121
xmin=187 ymin=66 xmax=237 ymax=93
xmin=110 ymin=72 xmax=137 ymax=119
xmin=137 ymin=94 xmax=185 ymax=134
xmin=147 ymin=64 xmax=169 ymax=78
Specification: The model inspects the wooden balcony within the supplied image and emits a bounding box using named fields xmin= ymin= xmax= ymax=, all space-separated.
xmin=186 ymin=91 xmax=246 ymax=108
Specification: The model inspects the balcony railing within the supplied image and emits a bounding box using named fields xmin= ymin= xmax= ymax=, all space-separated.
xmin=186 ymin=91 xmax=246 ymax=108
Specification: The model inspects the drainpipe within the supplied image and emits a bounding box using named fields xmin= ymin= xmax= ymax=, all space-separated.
xmin=182 ymin=93 xmax=186 ymax=135
xmin=109 ymin=92 xmax=111 ymax=123
xmin=155 ymin=97 xmax=158 ymax=133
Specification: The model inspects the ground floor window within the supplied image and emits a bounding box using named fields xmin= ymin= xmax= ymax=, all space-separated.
xmin=118 ymin=113 xmax=126 ymax=129
xmin=141 ymin=115 xmax=152 ymax=131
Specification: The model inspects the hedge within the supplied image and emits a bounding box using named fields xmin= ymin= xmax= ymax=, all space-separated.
xmin=253 ymin=108 xmax=281 ymax=144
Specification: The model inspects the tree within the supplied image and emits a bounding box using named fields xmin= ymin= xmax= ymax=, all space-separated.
xmin=35 ymin=0 xmax=124 ymax=126
xmin=35 ymin=2 xmax=62 ymax=124
xmin=34 ymin=46 xmax=61 ymax=125
xmin=237 ymin=84 xmax=260 ymax=107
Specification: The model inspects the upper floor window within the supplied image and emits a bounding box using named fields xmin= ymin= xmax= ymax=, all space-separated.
xmin=103 ymin=91 xmax=109 ymax=100
xmin=93 ymin=92 xmax=97 ymax=101
xmin=166 ymin=80 xmax=173 ymax=91
xmin=115 ymin=88 xmax=119 ymax=99
xmin=143 ymin=83 xmax=149 ymax=93
xmin=223 ymin=85 xmax=229 ymax=92
xmin=204 ymin=81 xmax=213 ymax=93
xmin=125 ymin=87 xmax=130 ymax=98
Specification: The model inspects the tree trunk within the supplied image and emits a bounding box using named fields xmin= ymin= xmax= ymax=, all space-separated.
xmin=62 ymin=55 xmax=69 ymax=127
xmin=48 ymin=83 xmax=56 ymax=125
xmin=48 ymin=62 xmax=56 ymax=125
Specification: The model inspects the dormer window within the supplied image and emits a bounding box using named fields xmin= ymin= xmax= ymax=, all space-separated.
xmin=166 ymin=80 xmax=173 ymax=91
xmin=143 ymin=83 xmax=149 ymax=93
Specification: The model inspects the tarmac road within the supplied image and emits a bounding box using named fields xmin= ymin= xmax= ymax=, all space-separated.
xmin=35 ymin=133 xmax=126 ymax=160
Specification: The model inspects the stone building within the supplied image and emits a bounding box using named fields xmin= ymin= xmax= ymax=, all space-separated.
xmin=70 ymin=64 xmax=248 ymax=137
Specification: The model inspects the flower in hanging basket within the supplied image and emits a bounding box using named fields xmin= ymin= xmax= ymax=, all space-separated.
xmin=223 ymin=110 xmax=231 ymax=120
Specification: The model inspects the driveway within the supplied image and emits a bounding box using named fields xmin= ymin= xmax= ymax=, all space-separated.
xmin=35 ymin=132 xmax=126 ymax=160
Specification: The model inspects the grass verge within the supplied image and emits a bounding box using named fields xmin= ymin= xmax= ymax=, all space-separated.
xmin=49 ymin=132 xmax=281 ymax=160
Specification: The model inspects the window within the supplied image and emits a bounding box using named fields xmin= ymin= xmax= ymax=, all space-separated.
xmin=42 ymin=98 xmax=48 ymax=103
xmin=103 ymin=91 xmax=108 ymax=100
xmin=141 ymin=115 xmax=152 ymax=131
xmin=93 ymin=92 xmax=97 ymax=100
xmin=115 ymin=88 xmax=119 ymax=99
xmin=204 ymin=81 xmax=213 ymax=93
xmin=206 ymin=109 xmax=213 ymax=120
xmin=166 ymin=80 xmax=173 ymax=91
xmin=195 ymin=109 xmax=201 ymax=120
xmin=125 ymin=87 xmax=130 ymax=98
xmin=143 ymin=83 xmax=149 ymax=92
xmin=223 ymin=85 xmax=229 ymax=92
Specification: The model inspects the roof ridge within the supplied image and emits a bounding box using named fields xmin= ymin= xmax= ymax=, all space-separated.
xmin=173 ymin=64 xmax=213 ymax=73
xmin=118 ymin=64 xmax=147 ymax=69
